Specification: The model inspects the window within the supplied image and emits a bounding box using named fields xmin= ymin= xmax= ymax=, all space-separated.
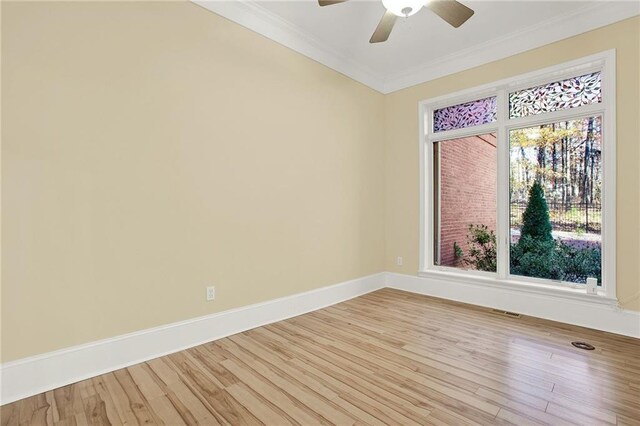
xmin=509 ymin=116 xmax=602 ymax=284
xmin=420 ymin=51 xmax=615 ymax=299
xmin=433 ymin=133 xmax=497 ymax=272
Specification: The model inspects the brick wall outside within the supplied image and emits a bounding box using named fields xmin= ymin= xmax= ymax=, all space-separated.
xmin=438 ymin=134 xmax=497 ymax=268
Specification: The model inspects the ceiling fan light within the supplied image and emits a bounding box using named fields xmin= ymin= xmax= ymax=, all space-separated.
xmin=381 ymin=0 xmax=426 ymax=17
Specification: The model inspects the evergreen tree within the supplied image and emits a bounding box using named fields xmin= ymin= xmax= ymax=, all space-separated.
xmin=511 ymin=179 xmax=601 ymax=284
xmin=520 ymin=181 xmax=552 ymax=243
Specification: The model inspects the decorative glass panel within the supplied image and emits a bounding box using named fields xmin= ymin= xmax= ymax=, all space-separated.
xmin=509 ymin=72 xmax=601 ymax=118
xmin=433 ymin=97 xmax=497 ymax=132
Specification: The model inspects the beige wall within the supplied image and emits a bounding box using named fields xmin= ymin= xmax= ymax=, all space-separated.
xmin=2 ymin=2 xmax=638 ymax=364
xmin=384 ymin=16 xmax=640 ymax=311
xmin=1 ymin=1 xmax=385 ymax=362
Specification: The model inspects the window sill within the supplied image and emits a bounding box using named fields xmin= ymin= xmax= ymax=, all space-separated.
xmin=417 ymin=269 xmax=618 ymax=307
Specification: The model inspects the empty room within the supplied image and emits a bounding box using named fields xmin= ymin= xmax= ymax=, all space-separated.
xmin=1 ymin=0 xmax=640 ymax=424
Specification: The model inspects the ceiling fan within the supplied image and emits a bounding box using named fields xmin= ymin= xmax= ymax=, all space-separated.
xmin=318 ymin=0 xmax=474 ymax=43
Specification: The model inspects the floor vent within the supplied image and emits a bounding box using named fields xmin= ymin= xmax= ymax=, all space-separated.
xmin=491 ymin=309 xmax=522 ymax=318
xmin=571 ymin=341 xmax=596 ymax=350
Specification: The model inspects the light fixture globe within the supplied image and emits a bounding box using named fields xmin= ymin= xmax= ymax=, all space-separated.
xmin=381 ymin=0 xmax=426 ymax=17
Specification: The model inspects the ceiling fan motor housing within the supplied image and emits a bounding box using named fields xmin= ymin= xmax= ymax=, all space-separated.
xmin=382 ymin=0 xmax=425 ymax=17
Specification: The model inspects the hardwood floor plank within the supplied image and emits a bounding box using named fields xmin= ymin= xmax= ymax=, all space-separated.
xmin=290 ymin=314 xmax=482 ymax=393
xmin=213 ymin=341 xmax=336 ymax=425
xmin=617 ymin=414 xmax=640 ymax=426
xmin=226 ymin=334 xmax=340 ymax=401
xmin=253 ymin=329 xmax=420 ymax=425
xmin=163 ymin=380 xmax=220 ymax=425
xmin=260 ymin=325 xmax=438 ymax=421
xmin=164 ymin=352 xmax=258 ymax=425
xmin=219 ymin=358 xmax=319 ymax=425
xmin=111 ymin=370 xmax=164 ymax=425
xmin=81 ymin=396 xmax=110 ymax=426
xmin=475 ymin=388 xmax=575 ymax=426
xmin=546 ymin=401 xmax=615 ymax=425
xmin=145 ymin=358 xmax=181 ymax=387
xmin=225 ymin=335 xmax=376 ymax=425
xmin=126 ymin=365 xmax=165 ymax=401
xmin=73 ymin=411 xmax=89 ymax=426
xmin=426 ymin=408 xmax=483 ymax=426
xmin=223 ymin=384 xmax=290 ymax=426
xmin=475 ymin=386 xmax=548 ymax=412
xmin=261 ymin=325 xmax=500 ymax=425
xmin=144 ymin=395 xmax=186 ymax=426
xmin=51 ymin=386 xmax=78 ymax=424
xmin=3 ymin=288 xmax=639 ymax=426
xmin=495 ymin=408 xmax=547 ymax=426
xmin=1 ymin=403 xmax=21 ymax=426
xmin=43 ymin=393 xmax=57 ymax=426
xmin=92 ymin=374 xmax=136 ymax=425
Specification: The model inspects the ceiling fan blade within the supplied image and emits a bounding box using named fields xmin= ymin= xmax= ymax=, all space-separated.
xmin=370 ymin=11 xmax=397 ymax=43
xmin=318 ymin=0 xmax=348 ymax=6
xmin=426 ymin=0 xmax=474 ymax=28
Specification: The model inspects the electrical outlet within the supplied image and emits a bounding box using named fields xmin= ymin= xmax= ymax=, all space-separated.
xmin=206 ymin=286 xmax=215 ymax=301
xmin=396 ymin=256 xmax=403 ymax=266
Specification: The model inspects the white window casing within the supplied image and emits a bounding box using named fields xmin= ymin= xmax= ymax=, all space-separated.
xmin=418 ymin=50 xmax=616 ymax=303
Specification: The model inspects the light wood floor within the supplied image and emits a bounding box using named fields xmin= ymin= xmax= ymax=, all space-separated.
xmin=2 ymin=289 xmax=640 ymax=426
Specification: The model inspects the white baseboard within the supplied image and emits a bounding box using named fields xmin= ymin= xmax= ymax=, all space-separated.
xmin=386 ymin=272 xmax=640 ymax=339
xmin=0 ymin=273 xmax=386 ymax=405
xmin=2 ymin=271 xmax=639 ymax=406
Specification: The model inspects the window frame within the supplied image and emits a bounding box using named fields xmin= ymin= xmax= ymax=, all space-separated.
xmin=419 ymin=50 xmax=616 ymax=301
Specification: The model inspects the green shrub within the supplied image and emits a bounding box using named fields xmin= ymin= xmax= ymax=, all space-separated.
xmin=510 ymin=237 xmax=601 ymax=283
xmin=464 ymin=224 xmax=497 ymax=272
xmin=510 ymin=235 xmax=561 ymax=280
xmin=453 ymin=242 xmax=463 ymax=259
xmin=555 ymin=241 xmax=601 ymax=283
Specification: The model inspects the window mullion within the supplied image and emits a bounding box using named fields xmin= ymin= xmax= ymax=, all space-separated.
xmin=496 ymin=89 xmax=509 ymax=280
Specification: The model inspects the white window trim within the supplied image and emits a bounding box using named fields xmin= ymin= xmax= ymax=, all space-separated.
xmin=418 ymin=50 xmax=617 ymax=303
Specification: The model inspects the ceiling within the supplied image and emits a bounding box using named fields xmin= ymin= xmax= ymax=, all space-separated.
xmin=193 ymin=0 xmax=639 ymax=93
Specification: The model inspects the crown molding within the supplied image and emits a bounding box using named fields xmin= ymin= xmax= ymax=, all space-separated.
xmin=381 ymin=1 xmax=640 ymax=93
xmin=192 ymin=1 xmax=639 ymax=94
xmin=192 ymin=0 xmax=387 ymax=92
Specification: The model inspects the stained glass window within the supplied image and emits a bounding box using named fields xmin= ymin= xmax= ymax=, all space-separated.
xmin=433 ymin=97 xmax=497 ymax=132
xmin=509 ymin=72 xmax=601 ymax=118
